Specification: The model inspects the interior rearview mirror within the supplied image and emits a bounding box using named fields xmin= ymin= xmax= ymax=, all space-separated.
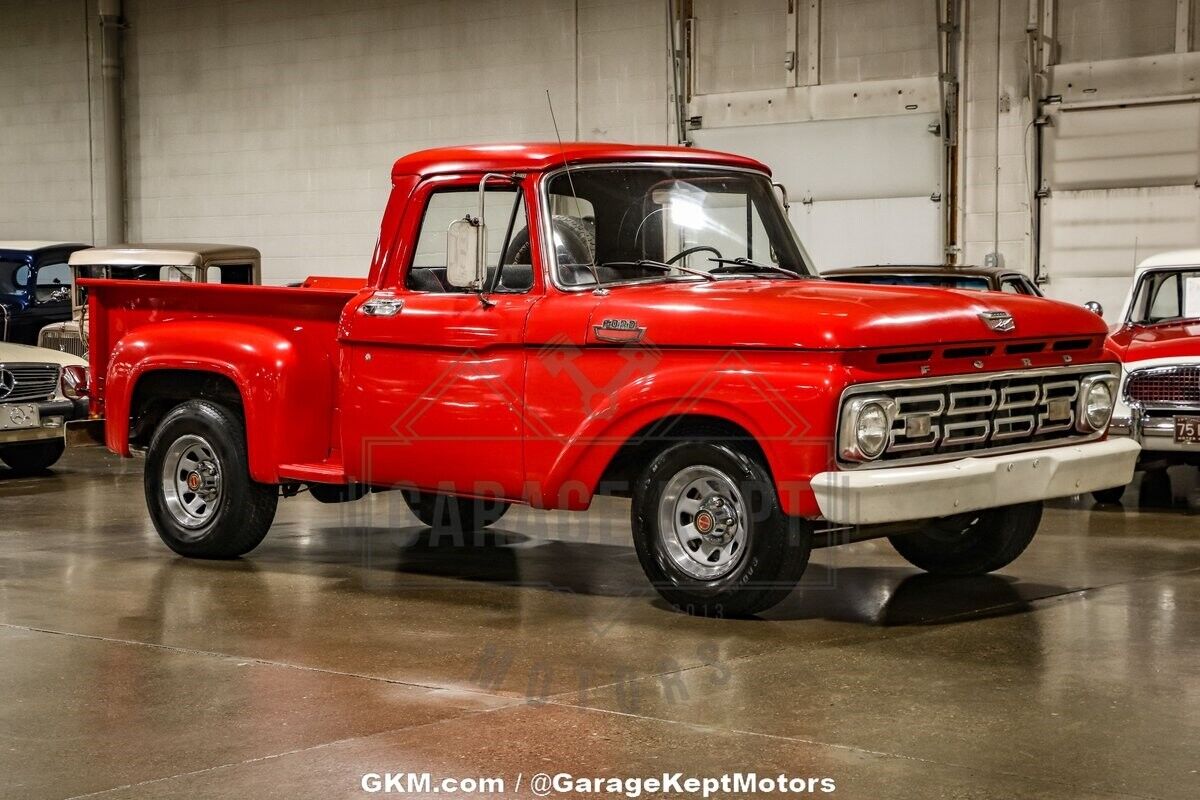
xmin=446 ymin=218 xmax=484 ymax=289
xmin=1083 ymin=300 xmax=1104 ymax=317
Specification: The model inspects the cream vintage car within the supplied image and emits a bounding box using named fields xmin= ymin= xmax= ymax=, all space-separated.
xmin=0 ymin=340 xmax=90 ymax=474
xmin=38 ymin=243 xmax=261 ymax=357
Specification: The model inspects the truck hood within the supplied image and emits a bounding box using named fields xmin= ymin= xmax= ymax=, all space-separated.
xmin=587 ymin=279 xmax=1108 ymax=350
xmin=1107 ymin=320 xmax=1200 ymax=362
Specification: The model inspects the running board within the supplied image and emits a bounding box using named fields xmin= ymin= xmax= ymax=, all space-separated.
xmin=278 ymin=462 xmax=346 ymax=483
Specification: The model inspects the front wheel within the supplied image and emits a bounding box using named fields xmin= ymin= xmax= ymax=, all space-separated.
xmin=632 ymin=442 xmax=811 ymax=617
xmin=0 ymin=440 xmax=66 ymax=474
xmin=888 ymin=501 xmax=1043 ymax=576
xmin=145 ymin=400 xmax=278 ymax=558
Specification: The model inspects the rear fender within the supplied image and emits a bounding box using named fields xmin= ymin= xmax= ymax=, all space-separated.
xmin=106 ymin=321 xmax=317 ymax=483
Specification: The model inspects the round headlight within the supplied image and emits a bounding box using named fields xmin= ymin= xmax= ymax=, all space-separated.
xmin=855 ymin=402 xmax=890 ymax=459
xmin=1083 ymin=380 xmax=1114 ymax=430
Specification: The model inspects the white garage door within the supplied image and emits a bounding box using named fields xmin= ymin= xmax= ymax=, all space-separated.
xmin=691 ymin=113 xmax=943 ymax=270
xmin=1039 ymin=101 xmax=1200 ymax=320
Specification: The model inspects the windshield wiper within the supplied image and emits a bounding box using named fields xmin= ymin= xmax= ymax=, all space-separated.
xmin=708 ymin=257 xmax=805 ymax=279
xmin=598 ymin=260 xmax=717 ymax=282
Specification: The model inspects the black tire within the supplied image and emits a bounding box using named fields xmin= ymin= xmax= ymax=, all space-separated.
xmin=144 ymin=400 xmax=278 ymax=558
xmin=632 ymin=442 xmax=811 ymax=617
xmin=888 ymin=501 xmax=1043 ymax=576
xmin=1091 ymin=485 xmax=1127 ymax=505
xmin=0 ymin=439 xmax=65 ymax=474
xmin=402 ymin=490 xmax=510 ymax=532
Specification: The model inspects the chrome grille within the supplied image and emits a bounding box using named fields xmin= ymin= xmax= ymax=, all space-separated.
xmin=38 ymin=329 xmax=87 ymax=358
xmin=1126 ymin=366 xmax=1200 ymax=406
xmin=839 ymin=365 xmax=1117 ymax=468
xmin=0 ymin=363 xmax=60 ymax=403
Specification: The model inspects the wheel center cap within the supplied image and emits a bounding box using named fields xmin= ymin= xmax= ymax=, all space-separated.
xmin=186 ymin=472 xmax=202 ymax=492
xmin=696 ymin=496 xmax=738 ymax=544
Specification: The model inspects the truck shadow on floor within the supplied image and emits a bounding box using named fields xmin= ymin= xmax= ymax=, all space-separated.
xmin=307 ymin=524 xmax=1069 ymax=627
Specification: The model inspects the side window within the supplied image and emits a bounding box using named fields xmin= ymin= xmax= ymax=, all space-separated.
xmin=159 ymin=266 xmax=198 ymax=282
xmin=207 ymin=264 xmax=254 ymax=284
xmin=407 ymin=186 xmax=532 ymax=293
xmin=34 ymin=262 xmax=71 ymax=302
xmin=1147 ymin=273 xmax=1181 ymax=321
xmin=999 ymin=278 xmax=1022 ymax=294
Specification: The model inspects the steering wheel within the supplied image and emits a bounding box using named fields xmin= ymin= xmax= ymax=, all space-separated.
xmin=667 ymin=245 xmax=722 ymax=265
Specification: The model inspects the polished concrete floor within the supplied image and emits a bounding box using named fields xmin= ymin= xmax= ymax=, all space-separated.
xmin=1 ymin=449 xmax=1198 ymax=799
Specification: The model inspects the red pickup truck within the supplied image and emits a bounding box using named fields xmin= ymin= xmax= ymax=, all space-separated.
xmin=85 ymin=143 xmax=1139 ymax=616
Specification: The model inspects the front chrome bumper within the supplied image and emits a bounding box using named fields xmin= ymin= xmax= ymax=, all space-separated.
xmin=1109 ymin=408 xmax=1200 ymax=454
xmin=810 ymin=438 xmax=1141 ymax=525
xmin=0 ymin=398 xmax=88 ymax=446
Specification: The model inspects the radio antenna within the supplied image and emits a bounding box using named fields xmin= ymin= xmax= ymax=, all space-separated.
xmin=546 ymin=89 xmax=600 ymax=286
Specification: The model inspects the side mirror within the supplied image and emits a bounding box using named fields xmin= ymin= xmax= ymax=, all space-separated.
xmin=445 ymin=218 xmax=485 ymax=289
xmin=772 ymin=181 xmax=790 ymax=211
xmin=1084 ymin=300 xmax=1104 ymax=317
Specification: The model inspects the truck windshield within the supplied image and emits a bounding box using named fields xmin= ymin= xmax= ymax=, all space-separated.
xmin=828 ymin=274 xmax=991 ymax=291
xmin=1129 ymin=268 xmax=1200 ymax=324
xmin=544 ymin=166 xmax=813 ymax=287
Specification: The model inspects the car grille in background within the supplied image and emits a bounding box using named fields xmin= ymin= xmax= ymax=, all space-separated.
xmin=38 ymin=329 xmax=87 ymax=358
xmin=840 ymin=366 xmax=1115 ymax=467
xmin=0 ymin=364 xmax=60 ymax=402
xmin=1126 ymin=366 xmax=1200 ymax=406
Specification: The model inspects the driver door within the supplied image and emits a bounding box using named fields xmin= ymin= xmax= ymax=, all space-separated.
xmin=342 ymin=175 xmax=542 ymax=500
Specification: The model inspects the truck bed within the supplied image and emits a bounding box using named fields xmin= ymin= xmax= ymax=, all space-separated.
xmin=84 ymin=279 xmax=362 ymax=480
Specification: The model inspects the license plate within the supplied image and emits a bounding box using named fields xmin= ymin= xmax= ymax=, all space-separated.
xmin=1175 ymin=416 xmax=1200 ymax=444
xmin=0 ymin=403 xmax=40 ymax=431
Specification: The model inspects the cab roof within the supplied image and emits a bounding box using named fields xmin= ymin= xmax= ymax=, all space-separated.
xmin=391 ymin=142 xmax=769 ymax=179
xmin=1135 ymin=249 xmax=1200 ymax=272
xmin=69 ymin=243 xmax=260 ymax=267
xmin=0 ymin=241 xmax=88 ymax=253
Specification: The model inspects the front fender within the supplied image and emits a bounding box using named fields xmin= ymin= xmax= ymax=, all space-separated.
xmin=532 ymin=352 xmax=843 ymax=517
xmin=105 ymin=321 xmax=317 ymax=483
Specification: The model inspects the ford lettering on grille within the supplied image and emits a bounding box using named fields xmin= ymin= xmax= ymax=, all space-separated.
xmin=838 ymin=365 xmax=1118 ymax=468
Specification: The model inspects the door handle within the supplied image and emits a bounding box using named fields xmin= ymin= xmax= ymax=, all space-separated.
xmin=359 ymin=298 xmax=404 ymax=317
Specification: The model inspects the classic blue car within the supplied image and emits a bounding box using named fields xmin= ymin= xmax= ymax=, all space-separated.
xmin=0 ymin=241 xmax=91 ymax=345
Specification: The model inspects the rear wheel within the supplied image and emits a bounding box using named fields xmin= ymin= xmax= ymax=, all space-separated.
xmin=888 ymin=502 xmax=1043 ymax=576
xmin=0 ymin=440 xmax=66 ymax=474
xmin=402 ymin=490 xmax=510 ymax=532
xmin=632 ymin=441 xmax=811 ymax=617
xmin=145 ymin=400 xmax=277 ymax=558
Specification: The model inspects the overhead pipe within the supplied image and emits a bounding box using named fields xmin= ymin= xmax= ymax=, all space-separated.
xmin=99 ymin=0 xmax=126 ymax=245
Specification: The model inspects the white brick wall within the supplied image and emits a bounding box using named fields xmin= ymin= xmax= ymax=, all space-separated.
xmin=0 ymin=0 xmax=95 ymax=243
xmin=121 ymin=0 xmax=667 ymax=284
xmin=3 ymin=0 xmax=1190 ymax=282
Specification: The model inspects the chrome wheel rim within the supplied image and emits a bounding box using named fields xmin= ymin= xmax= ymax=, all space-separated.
xmin=161 ymin=434 xmax=223 ymax=533
xmin=657 ymin=465 xmax=748 ymax=580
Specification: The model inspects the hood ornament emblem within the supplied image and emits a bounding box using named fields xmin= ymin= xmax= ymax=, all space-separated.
xmin=979 ymin=310 xmax=1016 ymax=333
xmin=0 ymin=369 xmax=14 ymax=400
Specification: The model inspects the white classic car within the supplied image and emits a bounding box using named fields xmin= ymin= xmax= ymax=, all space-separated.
xmin=1094 ymin=251 xmax=1200 ymax=503
xmin=0 ymin=340 xmax=90 ymax=473
xmin=38 ymin=243 xmax=261 ymax=357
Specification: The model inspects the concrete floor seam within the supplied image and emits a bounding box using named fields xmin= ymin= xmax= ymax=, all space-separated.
xmin=57 ymin=704 xmax=521 ymax=800
xmin=543 ymin=701 xmax=1167 ymax=800
xmin=0 ymin=621 xmax=528 ymax=704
